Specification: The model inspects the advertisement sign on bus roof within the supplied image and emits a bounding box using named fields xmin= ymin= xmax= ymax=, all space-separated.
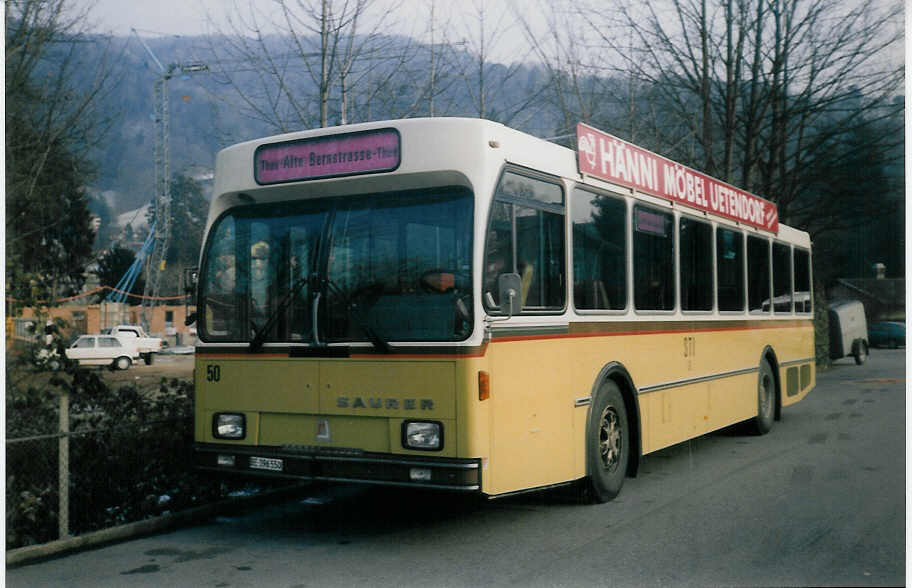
xmin=254 ymin=128 xmax=400 ymax=185
xmin=576 ymin=122 xmax=778 ymax=233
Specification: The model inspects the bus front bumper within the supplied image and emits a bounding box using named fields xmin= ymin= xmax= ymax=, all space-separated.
xmin=194 ymin=443 xmax=482 ymax=492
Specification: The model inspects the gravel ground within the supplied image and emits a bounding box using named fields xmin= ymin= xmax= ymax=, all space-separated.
xmin=7 ymin=352 xmax=194 ymax=398
xmin=100 ymin=353 xmax=195 ymax=391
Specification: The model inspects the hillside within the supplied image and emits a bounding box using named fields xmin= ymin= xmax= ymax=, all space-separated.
xmin=89 ymin=32 xmax=558 ymax=218
xmin=79 ymin=31 xmax=904 ymax=284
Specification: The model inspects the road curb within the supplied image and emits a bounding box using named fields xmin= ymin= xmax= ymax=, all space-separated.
xmin=6 ymin=483 xmax=310 ymax=568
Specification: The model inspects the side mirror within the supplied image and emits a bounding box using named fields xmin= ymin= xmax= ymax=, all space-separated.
xmin=183 ymin=267 xmax=199 ymax=295
xmin=497 ymin=273 xmax=522 ymax=317
xmin=184 ymin=267 xmax=199 ymax=327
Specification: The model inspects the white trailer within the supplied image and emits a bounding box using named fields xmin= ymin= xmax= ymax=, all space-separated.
xmin=827 ymin=300 xmax=869 ymax=365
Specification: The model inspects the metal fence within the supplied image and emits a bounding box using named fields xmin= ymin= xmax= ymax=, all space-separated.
xmin=5 ymin=387 xmax=214 ymax=550
xmin=6 ymin=433 xmax=61 ymax=548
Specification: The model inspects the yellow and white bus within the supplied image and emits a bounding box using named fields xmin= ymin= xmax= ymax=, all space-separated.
xmin=192 ymin=118 xmax=815 ymax=502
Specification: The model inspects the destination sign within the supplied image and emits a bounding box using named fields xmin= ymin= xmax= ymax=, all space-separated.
xmin=576 ymin=122 xmax=778 ymax=233
xmin=254 ymin=128 xmax=400 ymax=184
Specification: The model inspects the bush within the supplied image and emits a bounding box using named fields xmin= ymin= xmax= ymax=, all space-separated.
xmin=6 ymin=336 xmax=260 ymax=548
xmin=814 ymin=279 xmax=831 ymax=369
xmin=66 ymin=377 xmax=223 ymax=534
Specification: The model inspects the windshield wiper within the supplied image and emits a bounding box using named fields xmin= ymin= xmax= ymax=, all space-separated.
xmin=320 ymin=278 xmax=392 ymax=353
xmin=250 ymin=276 xmax=309 ymax=351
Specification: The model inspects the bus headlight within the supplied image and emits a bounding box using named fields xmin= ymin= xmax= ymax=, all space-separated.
xmin=402 ymin=421 xmax=443 ymax=451
xmin=213 ymin=413 xmax=246 ymax=440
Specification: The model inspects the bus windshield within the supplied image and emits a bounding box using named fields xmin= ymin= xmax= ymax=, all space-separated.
xmin=199 ymin=187 xmax=474 ymax=345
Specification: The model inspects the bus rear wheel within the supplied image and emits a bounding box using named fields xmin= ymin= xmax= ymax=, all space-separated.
xmin=853 ymin=340 xmax=868 ymax=365
xmin=584 ymin=382 xmax=629 ymax=503
xmin=750 ymin=359 xmax=775 ymax=435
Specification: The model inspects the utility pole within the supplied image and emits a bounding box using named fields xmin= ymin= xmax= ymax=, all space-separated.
xmin=131 ymin=29 xmax=208 ymax=331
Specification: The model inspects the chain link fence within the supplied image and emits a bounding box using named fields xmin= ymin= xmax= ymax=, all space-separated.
xmin=6 ymin=318 xmax=291 ymax=553
xmin=6 ymin=392 xmax=204 ymax=549
xmin=5 ymin=356 xmax=236 ymax=551
xmin=6 ymin=433 xmax=61 ymax=548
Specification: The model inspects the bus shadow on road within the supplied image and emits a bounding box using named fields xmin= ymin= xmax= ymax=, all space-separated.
xmin=212 ymin=482 xmax=492 ymax=542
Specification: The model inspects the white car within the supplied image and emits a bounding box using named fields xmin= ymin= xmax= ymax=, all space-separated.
xmin=108 ymin=325 xmax=163 ymax=365
xmin=65 ymin=335 xmax=139 ymax=370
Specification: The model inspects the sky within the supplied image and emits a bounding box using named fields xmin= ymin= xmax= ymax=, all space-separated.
xmin=82 ymin=0 xmax=905 ymax=72
xmin=84 ymin=0 xmax=230 ymax=37
xmin=80 ymin=0 xmax=543 ymax=65
xmin=85 ymin=0 xmax=292 ymax=38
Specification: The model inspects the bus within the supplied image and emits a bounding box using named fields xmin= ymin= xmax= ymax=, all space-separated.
xmin=191 ymin=117 xmax=815 ymax=502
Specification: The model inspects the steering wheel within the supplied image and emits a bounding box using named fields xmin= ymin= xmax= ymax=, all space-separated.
xmin=349 ymin=281 xmax=385 ymax=309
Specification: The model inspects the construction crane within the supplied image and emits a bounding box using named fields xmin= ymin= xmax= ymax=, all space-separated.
xmin=130 ymin=29 xmax=208 ymax=330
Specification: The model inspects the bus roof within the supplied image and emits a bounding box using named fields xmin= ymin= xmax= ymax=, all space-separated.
xmin=210 ymin=117 xmax=809 ymax=247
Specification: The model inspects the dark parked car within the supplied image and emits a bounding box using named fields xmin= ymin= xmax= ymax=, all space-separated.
xmin=868 ymin=321 xmax=905 ymax=349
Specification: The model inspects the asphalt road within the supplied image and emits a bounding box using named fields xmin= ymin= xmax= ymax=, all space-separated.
xmin=7 ymin=349 xmax=905 ymax=587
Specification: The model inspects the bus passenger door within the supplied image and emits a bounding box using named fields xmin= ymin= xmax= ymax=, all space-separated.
xmin=482 ymin=168 xmax=571 ymax=495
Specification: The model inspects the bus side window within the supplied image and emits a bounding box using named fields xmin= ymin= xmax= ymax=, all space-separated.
xmin=515 ymin=205 xmax=564 ymax=309
xmin=794 ymin=248 xmax=812 ymax=313
xmin=483 ymin=202 xmax=514 ymax=310
xmin=747 ymin=236 xmax=771 ymax=313
xmin=484 ymin=170 xmax=565 ymax=313
xmin=679 ymin=217 xmax=713 ymax=311
xmin=772 ymin=242 xmax=792 ymax=313
xmin=633 ymin=205 xmax=674 ymax=311
xmin=572 ymin=189 xmax=626 ymax=311
xmin=716 ymin=227 xmax=745 ymax=312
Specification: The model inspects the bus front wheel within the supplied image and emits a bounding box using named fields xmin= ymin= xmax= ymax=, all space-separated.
xmin=584 ymin=382 xmax=629 ymax=503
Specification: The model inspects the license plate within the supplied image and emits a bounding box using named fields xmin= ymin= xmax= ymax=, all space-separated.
xmin=249 ymin=456 xmax=284 ymax=472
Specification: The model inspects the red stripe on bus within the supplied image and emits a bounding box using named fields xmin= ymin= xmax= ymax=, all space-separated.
xmin=194 ymin=321 xmax=809 ymax=359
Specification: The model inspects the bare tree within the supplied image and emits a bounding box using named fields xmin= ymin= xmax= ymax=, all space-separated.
xmin=331 ymin=2 xmax=444 ymax=121
xmin=749 ymin=0 xmax=902 ymax=230
xmin=6 ymin=0 xmax=119 ymax=306
xmin=415 ymin=0 xmax=466 ymax=118
xmin=204 ymin=0 xmax=404 ymax=132
xmin=578 ymin=0 xmax=903 ymax=235
xmin=513 ymin=0 xmax=629 ymax=142
xmin=454 ymin=0 xmax=544 ymax=127
xmin=574 ymin=0 xmax=754 ymax=177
